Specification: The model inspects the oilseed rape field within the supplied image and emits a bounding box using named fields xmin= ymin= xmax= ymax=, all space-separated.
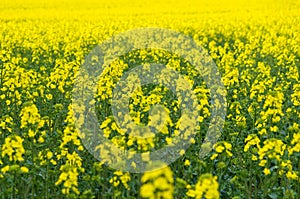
xmin=1 ymin=0 xmax=300 ymax=198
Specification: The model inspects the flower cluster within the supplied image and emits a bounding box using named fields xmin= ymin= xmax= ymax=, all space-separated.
xmin=0 ymin=0 xmax=299 ymax=198
xmin=140 ymin=165 xmax=174 ymax=199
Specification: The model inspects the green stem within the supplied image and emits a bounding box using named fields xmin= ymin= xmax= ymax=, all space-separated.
xmin=249 ymin=160 xmax=253 ymax=198
xmin=298 ymin=158 xmax=300 ymax=198
xmin=30 ymin=140 xmax=35 ymax=196
xmin=46 ymin=163 xmax=49 ymax=199
xmin=13 ymin=171 xmax=16 ymax=199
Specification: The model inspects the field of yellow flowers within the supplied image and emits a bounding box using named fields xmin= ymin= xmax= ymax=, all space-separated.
xmin=1 ymin=0 xmax=300 ymax=198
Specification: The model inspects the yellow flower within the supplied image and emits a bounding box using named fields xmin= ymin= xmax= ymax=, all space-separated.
xmin=2 ymin=135 xmax=25 ymax=162
xmin=263 ymin=168 xmax=271 ymax=175
xmin=28 ymin=129 xmax=35 ymax=137
xmin=190 ymin=173 xmax=220 ymax=199
xmin=213 ymin=141 xmax=233 ymax=157
xmin=251 ymin=155 xmax=258 ymax=161
xmin=109 ymin=170 xmax=131 ymax=189
xmin=20 ymin=166 xmax=29 ymax=173
xmin=20 ymin=103 xmax=44 ymax=129
xmin=140 ymin=183 xmax=155 ymax=198
xmin=1 ymin=165 xmax=10 ymax=174
xmin=184 ymin=159 xmax=190 ymax=166
xmin=38 ymin=136 xmax=45 ymax=143
xmin=140 ymin=165 xmax=174 ymax=198
xmin=289 ymin=132 xmax=300 ymax=155
xmin=270 ymin=126 xmax=278 ymax=132
xmin=259 ymin=160 xmax=267 ymax=167
xmin=46 ymin=151 xmax=53 ymax=159
xmin=179 ymin=150 xmax=185 ymax=156
xmin=210 ymin=154 xmax=218 ymax=160
xmin=190 ymin=138 xmax=196 ymax=144
xmin=244 ymin=134 xmax=260 ymax=152
xmin=215 ymin=145 xmax=224 ymax=153
xmin=286 ymin=171 xmax=298 ymax=180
